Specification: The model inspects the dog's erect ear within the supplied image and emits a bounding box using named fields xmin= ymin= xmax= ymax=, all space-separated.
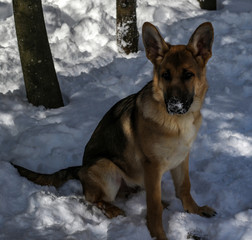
xmin=187 ymin=22 xmax=214 ymax=65
xmin=142 ymin=22 xmax=169 ymax=65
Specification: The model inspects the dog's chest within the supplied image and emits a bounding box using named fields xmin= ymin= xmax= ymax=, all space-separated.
xmin=177 ymin=113 xmax=198 ymax=145
xmin=154 ymin=114 xmax=198 ymax=170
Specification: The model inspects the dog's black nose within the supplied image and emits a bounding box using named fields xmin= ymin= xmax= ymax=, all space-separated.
xmin=166 ymin=97 xmax=192 ymax=115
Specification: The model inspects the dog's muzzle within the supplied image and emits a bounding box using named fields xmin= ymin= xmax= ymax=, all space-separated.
xmin=165 ymin=96 xmax=193 ymax=115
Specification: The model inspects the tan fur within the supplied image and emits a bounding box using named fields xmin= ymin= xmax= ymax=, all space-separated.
xmin=13 ymin=22 xmax=215 ymax=240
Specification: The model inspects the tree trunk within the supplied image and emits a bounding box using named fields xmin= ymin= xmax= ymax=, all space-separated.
xmin=116 ymin=0 xmax=138 ymax=54
xmin=198 ymin=0 xmax=216 ymax=10
xmin=13 ymin=0 xmax=64 ymax=109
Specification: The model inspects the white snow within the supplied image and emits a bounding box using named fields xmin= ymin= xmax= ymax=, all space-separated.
xmin=0 ymin=0 xmax=252 ymax=239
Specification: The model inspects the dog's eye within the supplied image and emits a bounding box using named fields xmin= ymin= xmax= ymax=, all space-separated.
xmin=182 ymin=70 xmax=194 ymax=81
xmin=162 ymin=70 xmax=171 ymax=81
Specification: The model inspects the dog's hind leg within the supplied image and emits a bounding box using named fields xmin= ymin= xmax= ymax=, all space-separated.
xmin=171 ymin=154 xmax=216 ymax=218
xmin=78 ymin=159 xmax=125 ymax=218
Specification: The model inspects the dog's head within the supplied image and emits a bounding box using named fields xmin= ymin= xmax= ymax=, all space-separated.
xmin=142 ymin=22 xmax=214 ymax=115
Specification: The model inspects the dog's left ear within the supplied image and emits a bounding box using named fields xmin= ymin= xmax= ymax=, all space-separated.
xmin=187 ymin=22 xmax=214 ymax=65
xmin=142 ymin=22 xmax=170 ymax=65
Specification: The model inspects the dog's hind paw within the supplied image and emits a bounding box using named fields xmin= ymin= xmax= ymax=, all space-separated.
xmin=96 ymin=201 xmax=125 ymax=219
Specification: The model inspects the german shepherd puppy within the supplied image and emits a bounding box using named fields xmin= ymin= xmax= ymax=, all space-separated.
xmin=13 ymin=22 xmax=215 ymax=240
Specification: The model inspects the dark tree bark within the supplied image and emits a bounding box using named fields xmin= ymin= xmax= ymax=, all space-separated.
xmin=198 ymin=0 xmax=216 ymax=10
xmin=13 ymin=0 xmax=64 ymax=109
xmin=116 ymin=0 xmax=139 ymax=54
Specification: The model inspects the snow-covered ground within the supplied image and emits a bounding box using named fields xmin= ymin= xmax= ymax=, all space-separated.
xmin=0 ymin=0 xmax=252 ymax=239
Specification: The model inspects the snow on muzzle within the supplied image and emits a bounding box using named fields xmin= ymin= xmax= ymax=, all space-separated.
xmin=165 ymin=96 xmax=193 ymax=115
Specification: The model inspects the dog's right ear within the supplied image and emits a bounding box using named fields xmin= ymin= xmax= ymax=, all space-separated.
xmin=142 ymin=22 xmax=169 ymax=65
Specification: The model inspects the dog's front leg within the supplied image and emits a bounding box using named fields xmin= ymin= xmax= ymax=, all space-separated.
xmin=171 ymin=154 xmax=216 ymax=217
xmin=144 ymin=161 xmax=167 ymax=240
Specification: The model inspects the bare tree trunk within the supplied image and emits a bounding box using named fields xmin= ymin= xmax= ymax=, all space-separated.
xmin=116 ymin=0 xmax=138 ymax=54
xmin=198 ymin=0 xmax=216 ymax=10
xmin=13 ymin=0 xmax=64 ymax=109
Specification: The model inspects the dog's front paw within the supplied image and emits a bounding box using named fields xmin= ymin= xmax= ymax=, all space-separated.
xmin=197 ymin=205 xmax=217 ymax=218
xmin=149 ymin=230 xmax=167 ymax=240
xmin=185 ymin=203 xmax=216 ymax=218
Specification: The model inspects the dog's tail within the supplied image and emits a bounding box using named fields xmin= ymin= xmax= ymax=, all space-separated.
xmin=11 ymin=163 xmax=81 ymax=188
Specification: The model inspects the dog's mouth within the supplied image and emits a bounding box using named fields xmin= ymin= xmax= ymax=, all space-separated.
xmin=165 ymin=96 xmax=193 ymax=115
